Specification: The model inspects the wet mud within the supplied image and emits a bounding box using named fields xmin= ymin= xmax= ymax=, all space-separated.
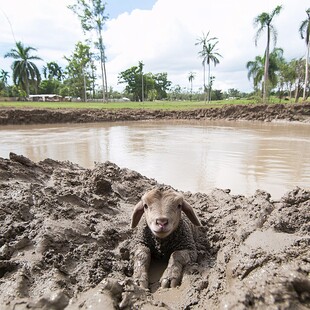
xmin=0 ymin=153 xmax=309 ymax=309
xmin=0 ymin=103 xmax=310 ymax=125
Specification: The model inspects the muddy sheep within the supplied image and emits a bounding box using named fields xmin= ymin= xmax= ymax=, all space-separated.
xmin=130 ymin=187 xmax=201 ymax=289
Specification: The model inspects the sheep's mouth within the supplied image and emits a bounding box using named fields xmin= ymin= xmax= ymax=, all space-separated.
xmin=152 ymin=228 xmax=171 ymax=238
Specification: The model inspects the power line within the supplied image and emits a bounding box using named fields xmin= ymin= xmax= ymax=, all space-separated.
xmin=0 ymin=8 xmax=17 ymax=43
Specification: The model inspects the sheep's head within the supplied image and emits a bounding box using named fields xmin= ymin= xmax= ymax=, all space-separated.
xmin=131 ymin=188 xmax=201 ymax=238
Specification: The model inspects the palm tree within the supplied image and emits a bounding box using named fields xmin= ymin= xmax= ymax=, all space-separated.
xmin=43 ymin=62 xmax=63 ymax=81
xmin=4 ymin=41 xmax=42 ymax=96
xmin=0 ymin=69 xmax=10 ymax=86
xmin=0 ymin=69 xmax=10 ymax=95
xmin=196 ymin=32 xmax=222 ymax=103
xmin=253 ymin=5 xmax=282 ymax=103
xmin=299 ymin=8 xmax=310 ymax=101
xmin=247 ymin=48 xmax=284 ymax=94
xmin=268 ymin=48 xmax=285 ymax=87
xmin=196 ymin=33 xmax=211 ymax=101
xmin=188 ymin=72 xmax=195 ymax=100
xmin=204 ymin=42 xmax=222 ymax=103
xmin=246 ymin=55 xmax=265 ymax=92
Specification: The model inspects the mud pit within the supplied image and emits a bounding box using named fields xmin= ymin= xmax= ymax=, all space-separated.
xmin=0 ymin=152 xmax=309 ymax=309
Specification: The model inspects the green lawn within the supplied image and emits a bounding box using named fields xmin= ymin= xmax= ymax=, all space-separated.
xmin=0 ymin=98 xmax=294 ymax=110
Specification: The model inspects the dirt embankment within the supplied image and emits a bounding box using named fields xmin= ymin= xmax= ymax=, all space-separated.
xmin=0 ymin=103 xmax=310 ymax=125
xmin=1 ymin=153 xmax=309 ymax=309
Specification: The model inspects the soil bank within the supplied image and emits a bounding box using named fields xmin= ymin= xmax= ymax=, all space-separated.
xmin=0 ymin=103 xmax=310 ymax=125
xmin=0 ymin=153 xmax=309 ymax=309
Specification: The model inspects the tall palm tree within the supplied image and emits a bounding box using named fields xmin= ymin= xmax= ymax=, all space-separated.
xmin=188 ymin=72 xmax=195 ymax=100
xmin=253 ymin=5 xmax=282 ymax=103
xmin=299 ymin=8 xmax=310 ymax=101
xmin=196 ymin=32 xmax=222 ymax=103
xmin=196 ymin=33 xmax=212 ymax=101
xmin=204 ymin=42 xmax=222 ymax=103
xmin=5 ymin=41 xmax=42 ymax=96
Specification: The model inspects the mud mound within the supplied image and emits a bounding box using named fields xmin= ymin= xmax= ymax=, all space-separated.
xmin=0 ymin=103 xmax=309 ymax=125
xmin=0 ymin=153 xmax=309 ymax=309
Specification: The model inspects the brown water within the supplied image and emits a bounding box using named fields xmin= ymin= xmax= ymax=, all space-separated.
xmin=0 ymin=120 xmax=309 ymax=199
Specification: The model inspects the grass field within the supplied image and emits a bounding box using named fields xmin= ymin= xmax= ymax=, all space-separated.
xmin=0 ymin=98 xmax=294 ymax=110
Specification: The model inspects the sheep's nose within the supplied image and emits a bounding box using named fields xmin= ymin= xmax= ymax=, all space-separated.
xmin=156 ymin=217 xmax=168 ymax=227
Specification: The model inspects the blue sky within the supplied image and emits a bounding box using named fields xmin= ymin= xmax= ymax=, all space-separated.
xmin=107 ymin=0 xmax=156 ymax=19
xmin=1 ymin=0 xmax=309 ymax=93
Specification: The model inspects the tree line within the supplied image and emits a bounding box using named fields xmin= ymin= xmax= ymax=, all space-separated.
xmin=0 ymin=2 xmax=309 ymax=102
xmin=247 ymin=6 xmax=310 ymax=102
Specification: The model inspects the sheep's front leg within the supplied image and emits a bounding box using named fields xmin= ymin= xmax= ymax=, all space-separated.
xmin=133 ymin=244 xmax=151 ymax=289
xmin=160 ymin=250 xmax=197 ymax=288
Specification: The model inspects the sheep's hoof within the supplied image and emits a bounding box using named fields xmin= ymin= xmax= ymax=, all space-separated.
xmin=160 ymin=278 xmax=179 ymax=288
xmin=161 ymin=278 xmax=169 ymax=288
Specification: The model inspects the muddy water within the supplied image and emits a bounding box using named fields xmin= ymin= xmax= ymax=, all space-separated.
xmin=0 ymin=120 xmax=309 ymax=199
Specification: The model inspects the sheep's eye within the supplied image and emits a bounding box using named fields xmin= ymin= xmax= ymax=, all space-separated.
xmin=177 ymin=204 xmax=182 ymax=209
xmin=144 ymin=204 xmax=148 ymax=209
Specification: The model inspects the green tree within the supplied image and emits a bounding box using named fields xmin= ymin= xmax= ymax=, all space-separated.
xmin=299 ymin=8 xmax=310 ymax=101
xmin=118 ymin=64 xmax=171 ymax=101
xmin=43 ymin=62 xmax=63 ymax=81
xmin=268 ymin=47 xmax=284 ymax=87
xmin=211 ymin=89 xmax=223 ymax=100
xmin=291 ymin=58 xmax=306 ymax=102
xmin=4 ymin=41 xmax=42 ymax=96
xmin=153 ymin=72 xmax=171 ymax=100
xmin=169 ymin=84 xmax=182 ymax=101
xmin=38 ymin=79 xmax=61 ymax=95
xmin=253 ymin=5 xmax=283 ymax=103
xmin=247 ymin=48 xmax=284 ymax=96
xmin=0 ymin=69 xmax=10 ymax=96
xmin=196 ymin=32 xmax=222 ymax=103
xmin=40 ymin=61 xmax=63 ymax=94
xmin=226 ymin=88 xmax=242 ymax=99
xmin=278 ymin=59 xmax=298 ymax=99
xmin=148 ymin=89 xmax=157 ymax=101
xmin=188 ymin=72 xmax=195 ymax=100
xmin=0 ymin=69 xmax=9 ymax=86
xmin=64 ymin=41 xmax=94 ymax=101
xmin=69 ymin=0 xmax=108 ymax=101
xmin=118 ymin=65 xmax=143 ymax=101
xmin=246 ymin=55 xmax=265 ymax=92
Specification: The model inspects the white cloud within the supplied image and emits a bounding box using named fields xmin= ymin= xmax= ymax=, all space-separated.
xmin=105 ymin=0 xmax=309 ymax=92
xmin=1 ymin=0 xmax=309 ymax=93
xmin=1 ymin=0 xmax=83 ymax=72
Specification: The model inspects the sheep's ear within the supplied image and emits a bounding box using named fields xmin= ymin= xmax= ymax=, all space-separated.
xmin=182 ymin=200 xmax=201 ymax=226
xmin=131 ymin=201 xmax=144 ymax=228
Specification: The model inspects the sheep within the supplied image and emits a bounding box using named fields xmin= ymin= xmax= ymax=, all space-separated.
xmin=130 ymin=187 xmax=201 ymax=289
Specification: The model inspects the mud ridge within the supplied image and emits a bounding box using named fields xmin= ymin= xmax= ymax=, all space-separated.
xmin=0 ymin=103 xmax=310 ymax=125
xmin=0 ymin=153 xmax=309 ymax=309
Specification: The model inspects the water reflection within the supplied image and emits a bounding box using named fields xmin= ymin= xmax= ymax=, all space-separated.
xmin=0 ymin=120 xmax=309 ymax=199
